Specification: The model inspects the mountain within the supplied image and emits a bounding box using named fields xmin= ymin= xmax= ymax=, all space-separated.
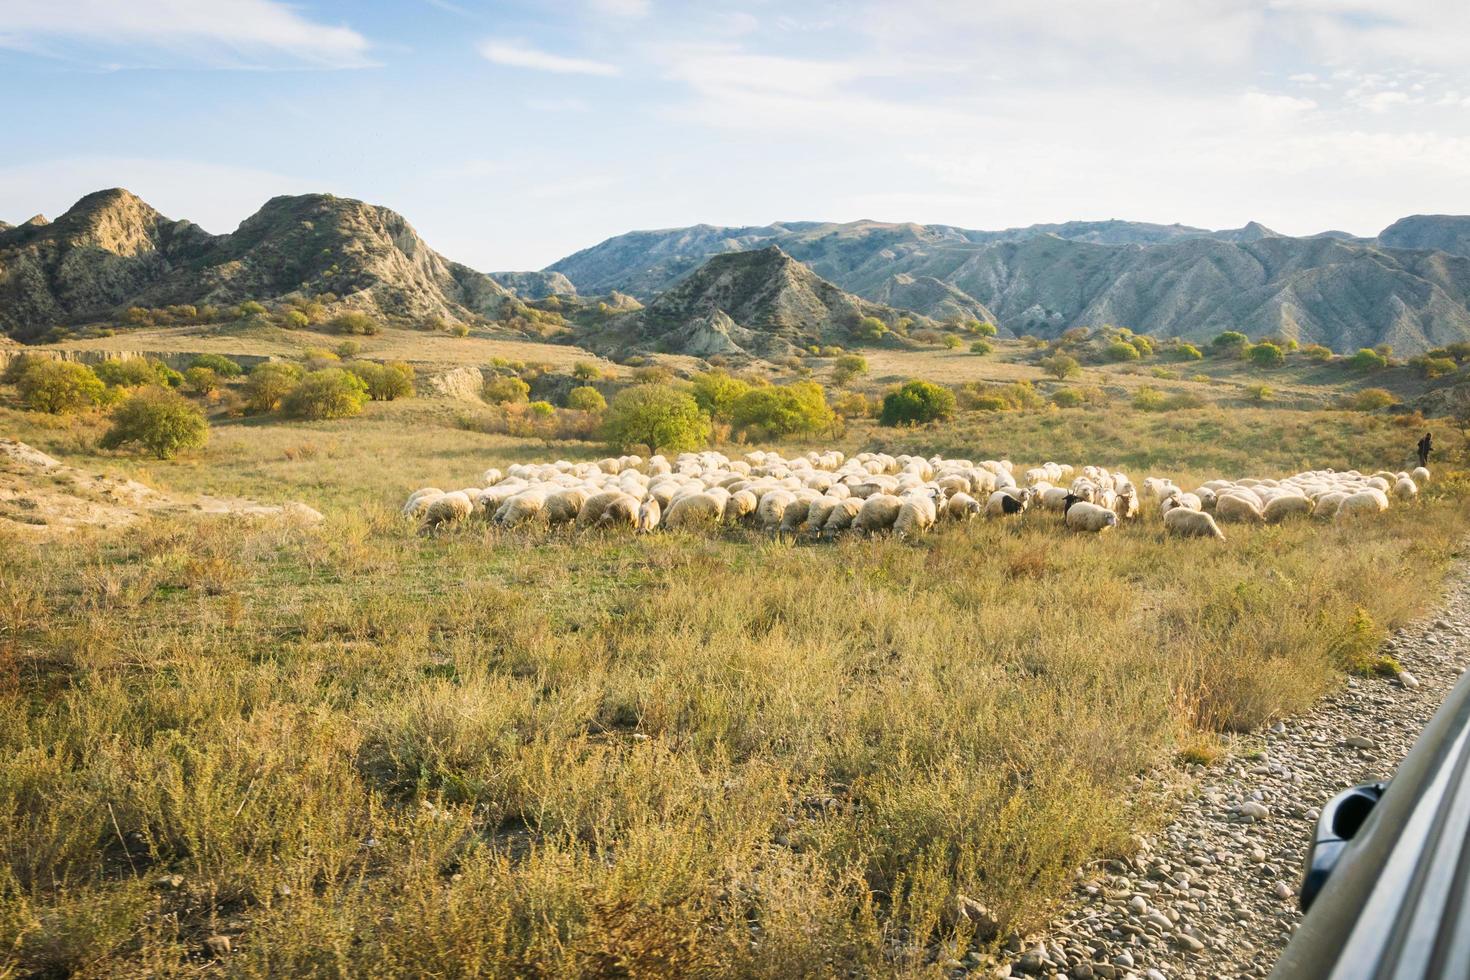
xmin=546 ymin=216 xmax=1470 ymax=353
xmin=490 ymin=270 xmax=577 ymax=299
xmin=1378 ymin=216 xmax=1470 ymax=258
xmin=0 ymin=189 xmax=512 ymax=341
xmin=578 ymin=246 xmax=929 ymax=360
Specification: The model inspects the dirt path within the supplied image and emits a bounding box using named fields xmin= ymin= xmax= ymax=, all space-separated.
xmin=995 ymin=559 xmax=1470 ymax=980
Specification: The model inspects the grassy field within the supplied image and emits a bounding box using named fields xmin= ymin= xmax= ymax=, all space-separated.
xmin=2 ymin=347 xmax=1469 ymax=976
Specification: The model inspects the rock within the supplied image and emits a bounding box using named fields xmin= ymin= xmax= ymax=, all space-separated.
xmin=1014 ymin=948 xmax=1046 ymax=975
xmin=204 ymin=935 xmax=232 ymax=958
xmin=956 ymin=895 xmax=1000 ymax=939
xmin=1071 ymin=964 xmax=1095 ymax=980
xmin=1343 ymin=735 xmax=1377 ymax=750
xmin=1112 ymin=951 xmax=1135 ymax=969
xmin=1176 ymin=933 xmax=1206 ymax=953
xmin=1275 ymin=881 xmax=1295 ymax=900
xmin=1129 ymin=895 xmax=1148 ymax=914
xmin=1237 ymin=802 xmax=1270 ymax=820
xmin=1397 ymin=671 xmax=1421 ymax=689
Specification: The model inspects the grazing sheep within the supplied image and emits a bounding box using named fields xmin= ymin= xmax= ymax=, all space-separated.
xmin=1159 ymin=493 xmax=1201 ymax=516
xmin=636 ymin=498 xmax=661 ymax=533
xmin=821 ymin=498 xmax=864 ymax=538
xmin=1263 ymin=494 xmax=1313 ymax=523
xmin=943 ymin=492 xmax=982 ymax=521
xmin=664 ymin=491 xmax=726 ymax=530
xmin=1313 ymin=492 xmax=1348 ymax=520
xmin=1064 ymin=498 xmax=1119 ymax=533
xmin=1394 ymin=477 xmax=1419 ymax=501
xmin=855 ymin=494 xmax=904 ymax=534
xmin=543 ymin=487 xmax=590 ymax=525
xmin=756 ymin=490 xmax=797 ymax=529
xmin=1335 ymin=490 xmax=1390 ymax=522
xmin=1215 ymin=494 xmax=1265 ymax=524
xmin=778 ymin=498 xmax=814 ymax=536
xmin=1164 ymin=507 xmax=1226 ymax=541
xmin=577 ymin=490 xmax=637 ymax=528
xmin=1412 ymin=466 xmax=1431 ymax=485
xmin=1112 ymin=489 xmax=1139 ymax=521
xmin=986 ymin=489 xmax=1031 ymax=518
xmin=403 ymin=488 xmax=445 ymax=518
xmin=801 ymin=497 xmax=842 ymax=535
xmin=894 ymin=492 xmax=939 ymax=538
xmin=726 ymin=489 xmax=758 ymax=524
xmin=422 ymin=490 xmax=473 ymax=529
xmin=494 ymin=490 xmax=548 ymax=527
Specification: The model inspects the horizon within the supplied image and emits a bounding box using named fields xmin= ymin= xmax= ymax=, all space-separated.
xmin=4 ymin=1 xmax=1470 ymax=269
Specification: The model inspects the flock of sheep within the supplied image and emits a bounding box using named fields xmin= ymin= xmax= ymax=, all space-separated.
xmin=401 ymin=450 xmax=1430 ymax=542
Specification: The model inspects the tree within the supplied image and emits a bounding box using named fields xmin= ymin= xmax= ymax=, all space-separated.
xmin=602 ymin=384 xmax=710 ymax=454
xmin=1410 ymin=355 xmax=1458 ymax=379
xmin=832 ymin=354 xmax=869 ymax=386
xmin=1301 ymin=344 xmax=1333 ymax=362
xmin=346 ymin=361 xmax=415 ymax=400
xmin=482 ymin=375 xmax=531 ymax=404
xmin=1248 ymin=342 xmax=1285 ymax=368
xmin=572 ymin=361 xmax=601 ymax=381
xmin=970 ymin=339 xmax=993 ymax=355
xmin=17 ymin=360 xmax=105 ymax=414
xmin=854 ymin=316 xmax=887 ymax=342
xmin=94 ymin=357 xmax=166 ymax=388
xmin=942 ymin=334 xmax=963 ymax=350
xmin=731 ymin=381 xmax=834 ymax=439
xmin=974 ymin=321 xmax=998 ymax=337
xmin=1211 ymin=331 xmax=1249 ymax=355
xmin=328 ymin=311 xmax=381 ymax=335
xmin=1348 ymin=348 xmax=1389 ymax=372
xmin=243 ymin=362 xmax=305 ymax=414
xmin=879 ymin=380 xmax=957 ymax=426
xmin=689 ymin=369 xmax=751 ymax=422
xmin=565 ymin=386 xmax=607 ymax=412
xmin=1172 ymin=343 xmax=1204 ymax=361
xmin=183 ymin=366 xmax=219 ymax=395
xmin=99 ymin=387 xmax=208 ymax=459
xmin=1103 ymin=341 xmax=1141 ymax=362
xmin=189 ymin=353 xmax=242 ymax=378
xmin=282 ymin=368 xmax=371 ymax=420
xmin=1130 ymin=334 xmax=1156 ymax=356
xmin=528 ymin=400 xmax=556 ymax=418
xmin=1346 ymin=388 xmax=1395 ymax=411
xmin=1040 ymin=353 xmax=1081 ymax=380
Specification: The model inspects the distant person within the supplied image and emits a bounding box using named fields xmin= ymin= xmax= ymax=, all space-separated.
xmin=1417 ymin=432 xmax=1433 ymax=469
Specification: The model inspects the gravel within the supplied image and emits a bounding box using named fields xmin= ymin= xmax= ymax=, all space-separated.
xmin=996 ymin=561 xmax=1470 ymax=980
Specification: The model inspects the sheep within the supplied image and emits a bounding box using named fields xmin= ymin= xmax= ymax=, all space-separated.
xmin=801 ymin=497 xmax=842 ymax=536
xmin=1112 ymin=489 xmax=1139 ymax=521
xmin=1163 ymin=507 xmax=1226 ymax=541
xmin=1412 ymin=466 xmax=1431 ymax=485
xmin=543 ymin=487 xmax=590 ymax=525
xmin=422 ymin=490 xmax=473 ymax=529
xmin=1394 ymin=477 xmax=1419 ymax=501
xmin=1064 ymin=498 xmax=1119 ymax=533
xmin=1336 ymin=490 xmax=1390 ymax=522
xmin=1313 ymin=492 xmax=1348 ymax=520
xmin=494 ymin=490 xmax=548 ymax=527
xmin=636 ymin=498 xmax=661 ymax=533
xmin=821 ymin=498 xmax=864 ymax=538
xmin=854 ymin=494 xmax=904 ymax=535
xmin=1039 ymin=486 xmax=1073 ymax=512
xmin=1214 ymin=494 xmax=1265 ymax=524
xmin=1263 ymin=494 xmax=1313 ymax=523
xmin=403 ymin=488 xmax=445 ymax=518
xmin=664 ymin=491 xmax=726 ymax=530
xmin=943 ymin=492 xmax=982 ymax=521
xmin=986 ymin=489 xmax=1031 ymax=518
xmin=756 ymin=490 xmax=797 ymax=529
xmin=778 ymin=498 xmax=814 ymax=537
xmin=577 ymin=490 xmax=638 ymax=529
xmin=725 ymin=489 xmax=758 ymax=524
xmin=894 ymin=492 xmax=939 ymax=538
xmin=1159 ymin=492 xmax=1201 ymax=516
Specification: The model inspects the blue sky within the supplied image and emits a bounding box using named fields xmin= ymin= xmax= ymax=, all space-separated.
xmin=2 ymin=0 xmax=1469 ymax=271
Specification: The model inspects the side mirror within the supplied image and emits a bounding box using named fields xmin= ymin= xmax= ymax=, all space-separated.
xmin=1300 ymin=781 xmax=1388 ymax=912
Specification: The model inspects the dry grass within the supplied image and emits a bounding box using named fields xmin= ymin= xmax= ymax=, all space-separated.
xmin=1 ymin=386 xmax=1468 ymax=975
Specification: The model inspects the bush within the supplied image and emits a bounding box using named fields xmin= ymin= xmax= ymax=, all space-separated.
xmin=282 ymin=368 xmax=371 ymax=420
xmin=1103 ymin=341 xmax=1141 ymax=363
xmin=832 ymin=354 xmax=869 ymax=386
xmin=328 ymin=311 xmax=381 ymax=336
xmin=1132 ymin=386 xmax=1166 ymax=411
xmin=974 ymin=321 xmax=998 ymax=337
xmin=242 ymin=362 xmax=304 ymax=414
xmin=1349 ymin=348 xmax=1389 ymax=372
xmin=1130 ymin=335 xmax=1156 ymax=356
xmin=1173 ymin=343 xmax=1204 ymax=361
xmin=942 ymin=334 xmax=963 ymax=350
xmin=94 ymin=357 xmax=166 ymax=388
xmin=449 ymin=323 xmax=470 ymax=338
xmin=854 ymin=316 xmax=887 ymax=341
xmin=880 ymin=380 xmax=956 ymax=426
xmin=1051 ymin=388 xmax=1085 ymax=408
xmin=282 ymin=310 xmax=311 ymax=329
xmin=528 ymin=400 xmax=556 ymax=418
xmin=690 ymin=370 xmax=752 ymax=421
xmin=98 ymin=387 xmax=208 ymax=459
xmin=346 ymin=361 xmax=415 ymax=401
xmin=1345 ymin=388 xmax=1396 ymax=411
xmin=565 ymin=386 xmax=607 ymax=412
xmin=17 ymin=360 xmax=106 ymax=413
xmin=1040 ymin=353 xmax=1081 ymax=380
xmin=731 ymin=381 xmax=834 ymax=439
xmin=602 ymin=384 xmax=710 ymax=454
xmin=1190 ymin=373 xmax=1211 ymax=383
xmin=1411 ymin=355 xmax=1458 ymax=379
xmin=482 ymin=375 xmax=531 ymax=405
xmin=1211 ymin=331 xmax=1249 ymax=355
xmin=969 ymin=339 xmax=993 ymax=355
xmin=335 ymin=341 xmax=362 ymax=359
xmin=572 ymin=361 xmax=601 ymax=381
xmin=1248 ymin=342 xmax=1285 ymax=368
xmin=236 ymin=300 xmax=267 ymax=318
xmin=189 ymin=353 xmax=242 ymax=378
xmin=1301 ymin=344 xmax=1334 ymax=362
xmin=183 ymin=367 xmax=218 ymax=395
xmin=831 ymin=390 xmax=876 ymax=419
xmin=1245 ymin=382 xmax=1274 ymax=403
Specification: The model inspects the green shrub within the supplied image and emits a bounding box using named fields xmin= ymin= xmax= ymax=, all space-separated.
xmin=1245 ymin=382 xmax=1274 ymax=403
xmin=335 ymin=341 xmax=361 ymax=359
xmin=565 ymin=386 xmax=607 ymax=412
xmin=880 ymin=380 xmax=957 ymax=426
xmin=328 ymin=311 xmax=381 ymax=336
xmin=1173 ymin=343 xmax=1204 ymax=361
xmin=690 ymin=370 xmax=752 ymax=421
xmin=1104 ymin=341 xmax=1141 ymax=362
xmin=98 ymin=387 xmax=208 ymax=459
xmin=1051 ymin=388 xmax=1085 ymax=408
xmin=242 ymin=362 xmax=304 ymax=414
xmin=602 ymin=384 xmax=710 ymax=454
xmin=1349 ymin=348 xmax=1389 ymax=372
xmin=183 ymin=367 xmax=218 ymax=395
xmin=449 ymin=323 xmax=470 ymax=338
xmin=1040 ymin=353 xmax=1081 ymax=380
xmin=346 ymin=361 xmax=415 ymax=401
xmin=1345 ymin=387 xmax=1396 ymax=411
xmin=188 ymin=353 xmax=242 ymax=378
xmin=1211 ymin=331 xmax=1249 ymax=356
xmin=1301 ymin=344 xmax=1334 ymax=362
xmin=282 ymin=368 xmax=371 ymax=420
xmin=942 ymin=334 xmax=963 ymax=350
xmin=731 ymin=381 xmax=834 ymax=438
xmin=854 ymin=316 xmax=887 ymax=341
xmin=236 ymin=300 xmax=267 ymax=318
xmin=572 ymin=361 xmax=601 ymax=381
xmin=1411 ymin=355 xmax=1458 ymax=379
xmin=482 ymin=375 xmax=531 ymax=405
xmin=1190 ymin=373 xmax=1211 ymax=384
xmin=282 ymin=310 xmax=311 ymax=330
xmin=832 ymin=354 xmax=869 ymax=386
xmin=1248 ymin=342 xmax=1285 ymax=368
xmin=528 ymin=400 xmax=556 ymax=418
xmin=969 ymin=339 xmax=994 ymax=355
xmin=17 ymin=360 xmax=106 ymax=414
xmin=974 ymin=321 xmax=998 ymax=337
xmin=93 ymin=357 xmax=165 ymax=388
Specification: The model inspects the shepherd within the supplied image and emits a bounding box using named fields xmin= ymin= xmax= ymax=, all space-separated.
xmin=1417 ymin=431 xmax=1433 ymax=469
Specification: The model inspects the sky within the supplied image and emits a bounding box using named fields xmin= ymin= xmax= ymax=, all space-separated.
xmin=2 ymin=0 xmax=1468 ymax=271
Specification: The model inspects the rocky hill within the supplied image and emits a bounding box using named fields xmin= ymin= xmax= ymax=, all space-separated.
xmin=546 ymin=216 xmax=1470 ymax=353
xmin=0 ymin=189 xmax=513 ymax=341
xmin=489 ymin=269 xmax=577 ymax=300
xmin=578 ymin=246 xmax=929 ymax=360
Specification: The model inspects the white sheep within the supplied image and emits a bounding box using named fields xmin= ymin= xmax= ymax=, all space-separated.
xmin=543 ymin=487 xmax=590 ymax=525
xmin=894 ymin=492 xmax=939 ymax=538
xmin=1412 ymin=466 xmax=1430 ymax=485
xmin=494 ymin=490 xmax=548 ymax=527
xmin=1215 ymin=494 xmax=1265 ymax=524
xmin=422 ymin=490 xmax=473 ymax=529
xmin=1335 ymin=489 xmax=1389 ymax=522
xmin=1394 ymin=477 xmax=1419 ymax=501
xmin=1263 ymin=495 xmax=1313 ymax=523
xmin=943 ymin=492 xmax=982 ymax=521
xmin=1163 ymin=507 xmax=1226 ymax=541
xmin=636 ymin=498 xmax=661 ymax=533
xmin=820 ymin=498 xmax=864 ymax=538
xmin=664 ymin=491 xmax=726 ymax=530
xmin=1064 ymin=499 xmax=1119 ymax=533
xmin=854 ymin=494 xmax=904 ymax=534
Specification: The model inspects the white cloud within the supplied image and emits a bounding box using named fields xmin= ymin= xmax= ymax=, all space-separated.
xmin=1358 ymin=90 xmax=1413 ymax=112
xmin=588 ymin=0 xmax=650 ymax=17
xmin=525 ymin=97 xmax=591 ymax=113
xmin=1288 ymin=72 xmax=1319 ymax=83
xmin=478 ymin=38 xmax=619 ymax=75
xmin=0 ymin=0 xmax=371 ymax=69
xmin=1241 ymin=91 xmax=1318 ymax=121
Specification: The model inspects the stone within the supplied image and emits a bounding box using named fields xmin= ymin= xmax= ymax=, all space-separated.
xmin=1176 ymin=933 xmax=1205 ymax=953
xmin=1237 ymin=802 xmax=1270 ymax=820
xmin=1275 ymin=881 xmax=1295 ymax=900
xmin=1397 ymin=671 xmax=1421 ymax=689
xmin=1343 ymin=735 xmax=1376 ymax=750
xmin=204 ymin=935 xmax=232 ymax=958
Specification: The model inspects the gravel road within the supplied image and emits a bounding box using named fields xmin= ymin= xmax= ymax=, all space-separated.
xmin=991 ymin=562 xmax=1470 ymax=980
